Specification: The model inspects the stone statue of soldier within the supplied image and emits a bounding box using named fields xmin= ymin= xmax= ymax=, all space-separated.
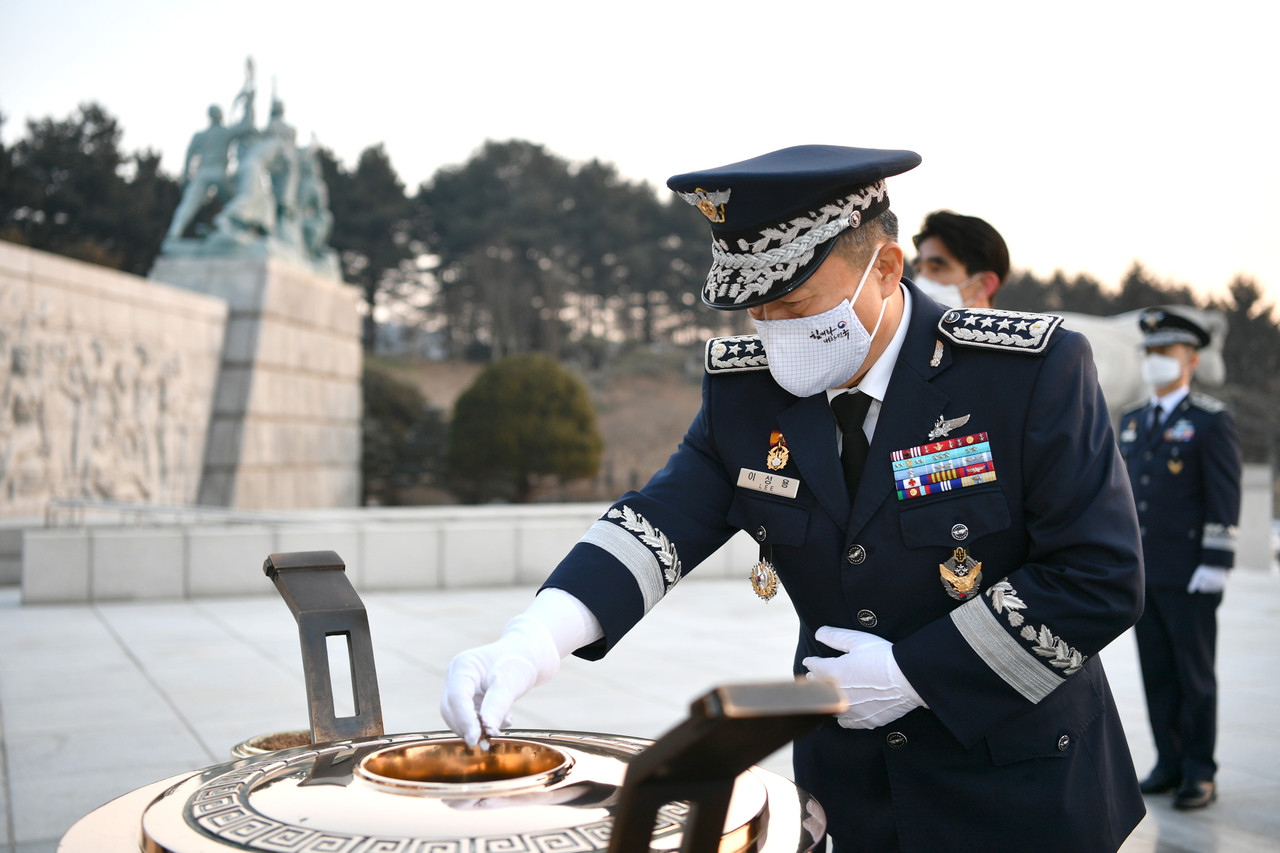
xmin=213 ymin=96 xmax=300 ymax=244
xmin=159 ymin=59 xmax=339 ymax=277
xmin=165 ymin=64 xmax=257 ymax=242
xmin=296 ymin=144 xmax=334 ymax=258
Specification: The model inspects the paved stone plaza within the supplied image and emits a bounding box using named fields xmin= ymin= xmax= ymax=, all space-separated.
xmin=1 ymin=568 xmax=1277 ymax=852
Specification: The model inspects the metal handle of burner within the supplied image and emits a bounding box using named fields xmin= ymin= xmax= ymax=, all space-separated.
xmin=609 ymin=679 xmax=848 ymax=853
xmin=263 ymin=550 xmax=385 ymax=744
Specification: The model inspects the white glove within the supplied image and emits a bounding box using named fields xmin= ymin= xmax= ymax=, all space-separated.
xmin=1187 ymin=565 xmax=1228 ymax=594
xmin=802 ymin=626 xmax=927 ymax=730
xmin=440 ymin=588 xmax=602 ymax=747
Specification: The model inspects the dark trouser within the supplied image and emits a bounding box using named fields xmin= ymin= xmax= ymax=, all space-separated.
xmin=1134 ymin=585 xmax=1222 ymax=784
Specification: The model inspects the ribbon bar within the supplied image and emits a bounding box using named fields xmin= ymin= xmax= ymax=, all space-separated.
xmin=891 ymin=431 xmax=989 ymax=463
xmin=897 ymin=470 xmax=997 ymax=501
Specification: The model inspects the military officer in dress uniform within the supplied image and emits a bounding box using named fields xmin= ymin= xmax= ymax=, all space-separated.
xmin=1118 ymin=307 xmax=1242 ymax=810
xmin=440 ymin=145 xmax=1146 ymax=852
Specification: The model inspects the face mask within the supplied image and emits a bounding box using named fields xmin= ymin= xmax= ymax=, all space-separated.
xmin=914 ymin=273 xmax=974 ymax=308
xmin=753 ymin=245 xmax=888 ymax=397
xmin=1142 ymin=352 xmax=1184 ymax=388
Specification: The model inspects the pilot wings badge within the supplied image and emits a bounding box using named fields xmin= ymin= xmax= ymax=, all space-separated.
xmin=928 ymin=413 xmax=971 ymax=441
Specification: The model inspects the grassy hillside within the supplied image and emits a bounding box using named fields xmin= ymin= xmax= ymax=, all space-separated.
xmin=371 ymin=347 xmax=705 ymax=502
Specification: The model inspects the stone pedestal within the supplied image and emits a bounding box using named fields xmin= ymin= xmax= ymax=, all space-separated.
xmin=150 ymin=255 xmax=362 ymax=509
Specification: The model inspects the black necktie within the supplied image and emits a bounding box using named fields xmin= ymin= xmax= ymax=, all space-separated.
xmin=1147 ymin=404 xmax=1164 ymax=442
xmin=831 ymin=390 xmax=873 ymax=496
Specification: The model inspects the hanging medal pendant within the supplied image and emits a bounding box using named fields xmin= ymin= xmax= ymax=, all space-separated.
xmin=750 ymin=545 xmax=779 ymax=601
xmin=766 ymin=431 xmax=790 ymax=471
xmin=939 ymin=546 xmax=983 ymax=600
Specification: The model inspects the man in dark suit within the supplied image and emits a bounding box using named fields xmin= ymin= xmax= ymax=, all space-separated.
xmin=1118 ymin=307 xmax=1242 ymax=810
xmin=441 ymin=145 xmax=1146 ymax=851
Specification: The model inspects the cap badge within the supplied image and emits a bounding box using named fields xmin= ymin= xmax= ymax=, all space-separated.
xmin=928 ymin=413 xmax=971 ymax=441
xmin=940 ymin=546 xmax=983 ymax=600
xmin=678 ymin=187 xmax=731 ymax=223
xmin=1141 ymin=311 xmax=1164 ymax=332
xmin=766 ymin=430 xmax=790 ymax=470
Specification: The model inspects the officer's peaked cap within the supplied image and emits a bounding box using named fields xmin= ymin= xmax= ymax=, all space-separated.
xmin=667 ymin=145 xmax=921 ymax=310
xmin=1139 ymin=306 xmax=1212 ymax=349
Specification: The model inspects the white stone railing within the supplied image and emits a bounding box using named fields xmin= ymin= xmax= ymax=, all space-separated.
xmin=19 ymin=503 xmax=759 ymax=604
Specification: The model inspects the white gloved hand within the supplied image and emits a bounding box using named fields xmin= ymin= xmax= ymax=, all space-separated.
xmin=1187 ymin=565 xmax=1228 ymax=594
xmin=802 ymin=626 xmax=927 ymax=730
xmin=440 ymin=588 xmax=602 ymax=747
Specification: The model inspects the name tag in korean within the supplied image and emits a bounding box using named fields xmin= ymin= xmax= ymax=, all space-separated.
xmin=737 ymin=467 xmax=800 ymax=499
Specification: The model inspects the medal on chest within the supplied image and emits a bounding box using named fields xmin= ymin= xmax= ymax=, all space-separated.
xmin=766 ymin=430 xmax=790 ymax=471
xmin=940 ymin=547 xmax=983 ymax=600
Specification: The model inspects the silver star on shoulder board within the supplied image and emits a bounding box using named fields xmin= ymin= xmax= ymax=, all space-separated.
xmin=928 ymin=414 xmax=971 ymax=440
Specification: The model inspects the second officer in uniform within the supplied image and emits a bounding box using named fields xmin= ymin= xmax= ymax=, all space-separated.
xmin=1119 ymin=307 xmax=1242 ymax=810
xmin=440 ymin=145 xmax=1146 ymax=851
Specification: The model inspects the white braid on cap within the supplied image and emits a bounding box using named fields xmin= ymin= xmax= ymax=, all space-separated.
xmin=711 ymin=211 xmax=859 ymax=270
xmin=704 ymin=181 xmax=887 ymax=303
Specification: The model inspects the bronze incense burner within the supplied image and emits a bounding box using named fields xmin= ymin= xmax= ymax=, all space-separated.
xmin=61 ymin=551 xmax=844 ymax=852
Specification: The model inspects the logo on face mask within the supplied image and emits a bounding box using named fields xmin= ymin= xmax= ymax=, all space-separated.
xmin=808 ymin=323 xmax=853 ymax=344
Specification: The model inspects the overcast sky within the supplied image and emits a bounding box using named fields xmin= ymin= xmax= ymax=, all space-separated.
xmin=3 ymin=0 xmax=1277 ymax=306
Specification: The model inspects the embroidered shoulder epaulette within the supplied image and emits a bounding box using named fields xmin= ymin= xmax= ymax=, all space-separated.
xmin=705 ymin=334 xmax=769 ymax=373
xmin=1190 ymin=391 xmax=1227 ymax=414
xmin=937 ymin=308 xmax=1064 ymax=355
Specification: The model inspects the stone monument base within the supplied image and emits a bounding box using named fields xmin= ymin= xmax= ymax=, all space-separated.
xmin=159 ymin=234 xmax=341 ymax=282
xmin=149 ymin=254 xmax=362 ymax=509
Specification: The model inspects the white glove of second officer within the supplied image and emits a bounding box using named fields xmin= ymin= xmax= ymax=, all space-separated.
xmin=1187 ymin=564 xmax=1228 ymax=594
xmin=802 ymin=625 xmax=927 ymax=730
xmin=441 ymin=588 xmax=603 ymax=747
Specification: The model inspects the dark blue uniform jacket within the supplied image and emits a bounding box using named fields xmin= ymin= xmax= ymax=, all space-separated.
xmin=1118 ymin=393 xmax=1242 ymax=587
xmin=545 ymin=282 xmax=1146 ymax=851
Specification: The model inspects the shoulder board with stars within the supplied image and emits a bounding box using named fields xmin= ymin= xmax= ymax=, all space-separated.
xmin=1190 ymin=391 xmax=1227 ymax=414
xmin=937 ymin=308 xmax=1064 ymax=355
xmin=705 ymin=334 xmax=769 ymax=373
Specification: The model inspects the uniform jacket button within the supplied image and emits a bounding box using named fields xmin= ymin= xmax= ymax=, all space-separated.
xmin=886 ymin=731 xmax=908 ymax=749
xmin=1137 ymin=501 xmax=1148 ymax=512
xmin=1057 ymin=734 xmax=1071 ymax=752
xmin=857 ymin=609 xmax=878 ymax=628
xmin=847 ymin=544 xmax=866 ymax=565
xmin=950 ymin=523 xmax=969 ymax=541
xmin=755 ymin=526 xmax=767 ymax=542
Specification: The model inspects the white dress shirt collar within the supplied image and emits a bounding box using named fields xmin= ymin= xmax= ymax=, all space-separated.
xmin=826 ymin=283 xmax=912 ymax=441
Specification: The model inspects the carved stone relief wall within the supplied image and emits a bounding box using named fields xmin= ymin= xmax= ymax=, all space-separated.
xmin=0 ymin=242 xmax=227 ymax=516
